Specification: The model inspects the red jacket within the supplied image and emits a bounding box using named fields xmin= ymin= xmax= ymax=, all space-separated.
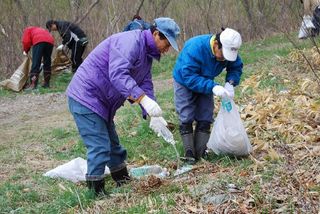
xmin=22 ymin=27 xmax=54 ymax=53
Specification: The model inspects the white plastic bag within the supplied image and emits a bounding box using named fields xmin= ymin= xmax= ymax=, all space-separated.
xmin=43 ymin=157 xmax=110 ymax=183
xmin=298 ymin=15 xmax=316 ymax=39
xmin=207 ymin=98 xmax=252 ymax=157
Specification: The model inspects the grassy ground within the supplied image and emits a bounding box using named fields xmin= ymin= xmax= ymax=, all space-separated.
xmin=0 ymin=34 xmax=319 ymax=213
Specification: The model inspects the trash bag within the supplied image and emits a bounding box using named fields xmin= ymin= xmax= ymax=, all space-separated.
xmin=298 ymin=15 xmax=316 ymax=39
xmin=0 ymin=50 xmax=71 ymax=92
xmin=51 ymin=49 xmax=72 ymax=75
xmin=43 ymin=157 xmax=110 ymax=183
xmin=0 ymin=56 xmax=31 ymax=92
xmin=207 ymin=98 xmax=252 ymax=157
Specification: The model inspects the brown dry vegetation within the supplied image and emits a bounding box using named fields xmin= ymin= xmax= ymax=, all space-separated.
xmin=89 ymin=49 xmax=319 ymax=213
xmin=0 ymin=0 xmax=302 ymax=79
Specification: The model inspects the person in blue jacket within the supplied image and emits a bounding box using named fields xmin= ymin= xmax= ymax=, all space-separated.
xmin=173 ymin=28 xmax=243 ymax=164
xmin=123 ymin=15 xmax=151 ymax=31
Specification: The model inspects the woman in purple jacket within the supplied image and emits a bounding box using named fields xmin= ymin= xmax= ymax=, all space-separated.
xmin=67 ymin=17 xmax=180 ymax=196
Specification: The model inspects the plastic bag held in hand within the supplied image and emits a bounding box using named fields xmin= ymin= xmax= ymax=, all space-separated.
xmin=207 ymin=99 xmax=252 ymax=156
xmin=56 ymin=44 xmax=64 ymax=51
xmin=212 ymin=85 xmax=230 ymax=97
xmin=140 ymin=95 xmax=162 ymax=117
xmin=23 ymin=51 xmax=27 ymax=56
xmin=150 ymin=117 xmax=175 ymax=144
xmin=224 ymin=82 xmax=234 ymax=98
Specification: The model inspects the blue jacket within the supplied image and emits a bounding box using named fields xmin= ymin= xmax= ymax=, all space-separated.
xmin=123 ymin=19 xmax=151 ymax=31
xmin=173 ymin=34 xmax=243 ymax=94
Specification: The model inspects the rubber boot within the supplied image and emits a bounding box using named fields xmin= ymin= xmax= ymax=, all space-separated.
xmin=86 ymin=179 xmax=107 ymax=197
xmin=194 ymin=132 xmax=210 ymax=160
xmin=194 ymin=122 xmax=211 ymax=160
xmin=110 ymin=166 xmax=131 ymax=187
xmin=24 ymin=74 xmax=39 ymax=91
xmin=41 ymin=71 xmax=51 ymax=88
xmin=181 ymin=133 xmax=196 ymax=165
xmin=180 ymin=123 xmax=196 ymax=165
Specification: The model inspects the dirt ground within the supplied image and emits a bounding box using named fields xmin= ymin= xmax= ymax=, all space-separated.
xmin=0 ymin=79 xmax=172 ymax=181
xmin=0 ymin=93 xmax=72 ymax=181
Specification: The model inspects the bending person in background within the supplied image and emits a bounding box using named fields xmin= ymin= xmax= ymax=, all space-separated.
xmin=172 ymin=28 xmax=243 ymax=164
xmin=46 ymin=20 xmax=88 ymax=73
xmin=123 ymin=15 xmax=151 ymax=31
xmin=66 ymin=17 xmax=180 ymax=196
xmin=22 ymin=26 xmax=54 ymax=90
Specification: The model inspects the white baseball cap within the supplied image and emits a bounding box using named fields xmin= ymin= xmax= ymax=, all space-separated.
xmin=220 ymin=28 xmax=242 ymax=61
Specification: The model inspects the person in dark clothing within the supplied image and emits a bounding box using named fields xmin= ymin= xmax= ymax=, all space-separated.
xmin=46 ymin=20 xmax=88 ymax=73
xmin=22 ymin=26 xmax=54 ymax=89
xmin=123 ymin=15 xmax=151 ymax=31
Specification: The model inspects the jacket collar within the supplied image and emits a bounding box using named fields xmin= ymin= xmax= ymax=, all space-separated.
xmin=143 ymin=30 xmax=161 ymax=61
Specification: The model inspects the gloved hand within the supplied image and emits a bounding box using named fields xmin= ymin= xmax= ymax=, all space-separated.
xmin=23 ymin=51 xmax=27 ymax=56
xmin=56 ymin=44 xmax=64 ymax=51
xmin=150 ymin=117 xmax=175 ymax=144
xmin=150 ymin=117 xmax=168 ymax=134
xmin=212 ymin=85 xmax=230 ymax=97
xmin=224 ymin=82 xmax=234 ymax=98
xmin=140 ymin=95 xmax=162 ymax=117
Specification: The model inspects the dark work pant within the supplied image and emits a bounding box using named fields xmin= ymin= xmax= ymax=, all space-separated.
xmin=70 ymin=42 xmax=86 ymax=72
xmin=30 ymin=42 xmax=53 ymax=75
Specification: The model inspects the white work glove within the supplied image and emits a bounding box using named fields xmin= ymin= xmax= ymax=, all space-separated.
xmin=56 ymin=44 xmax=64 ymax=51
xmin=150 ymin=117 xmax=168 ymax=134
xmin=23 ymin=51 xmax=27 ymax=56
xmin=212 ymin=85 xmax=230 ymax=98
xmin=224 ymin=82 xmax=235 ymax=98
xmin=150 ymin=117 xmax=175 ymax=144
xmin=140 ymin=95 xmax=162 ymax=117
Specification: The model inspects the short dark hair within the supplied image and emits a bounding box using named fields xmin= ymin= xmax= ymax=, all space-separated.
xmin=45 ymin=20 xmax=55 ymax=30
xmin=132 ymin=15 xmax=142 ymax=21
xmin=150 ymin=25 xmax=167 ymax=40
xmin=215 ymin=27 xmax=225 ymax=49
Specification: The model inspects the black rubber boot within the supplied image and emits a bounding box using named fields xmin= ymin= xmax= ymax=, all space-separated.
xmin=25 ymin=74 xmax=39 ymax=91
xmin=110 ymin=166 xmax=131 ymax=187
xmin=180 ymin=123 xmax=196 ymax=165
xmin=41 ymin=71 xmax=51 ymax=88
xmin=194 ymin=132 xmax=210 ymax=160
xmin=194 ymin=122 xmax=211 ymax=160
xmin=86 ymin=179 xmax=107 ymax=197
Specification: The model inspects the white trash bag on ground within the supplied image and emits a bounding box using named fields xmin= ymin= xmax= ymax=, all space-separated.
xmin=207 ymin=98 xmax=252 ymax=157
xmin=43 ymin=157 xmax=110 ymax=183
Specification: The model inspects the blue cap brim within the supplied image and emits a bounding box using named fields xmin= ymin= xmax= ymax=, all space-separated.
xmin=166 ymin=35 xmax=179 ymax=51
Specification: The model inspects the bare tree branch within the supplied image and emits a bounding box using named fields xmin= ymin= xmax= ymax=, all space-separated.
xmin=74 ymin=0 xmax=100 ymax=25
xmin=135 ymin=0 xmax=145 ymax=16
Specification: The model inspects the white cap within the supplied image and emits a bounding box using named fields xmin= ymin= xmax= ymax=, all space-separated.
xmin=220 ymin=28 xmax=242 ymax=61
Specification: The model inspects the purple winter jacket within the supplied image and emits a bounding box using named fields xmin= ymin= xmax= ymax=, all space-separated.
xmin=66 ymin=29 xmax=160 ymax=122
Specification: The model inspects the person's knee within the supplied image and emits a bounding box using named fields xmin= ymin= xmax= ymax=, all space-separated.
xmin=179 ymin=123 xmax=193 ymax=135
xmin=195 ymin=121 xmax=211 ymax=133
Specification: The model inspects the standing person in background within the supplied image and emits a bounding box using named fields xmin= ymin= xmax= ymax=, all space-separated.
xmin=67 ymin=17 xmax=180 ymax=196
xmin=301 ymin=0 xmax=320 ymax=37
xmin=22 ymin=26 xmax=54 ymax=90
xmin=173 ymin=28 xmax=243 ymax=164
xmin=123 ymin=15 xmax=151 ymax=31
xmin=45 ymin=20 xmax=88 ymax=73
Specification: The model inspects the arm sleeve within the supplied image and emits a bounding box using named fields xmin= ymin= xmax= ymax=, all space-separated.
xmin=138 ymin=70 xmax=155 ymax=119
xmin=59 ymin=22 xmax=72 ymax=45
xmin=108 ymin=41 xmax=145 ymax=101
xmin=178 ymin=45 xmax=216 ymax=94
xmin=225 ymin=56 xmax=243 ymax=86
xmin=22 ymin=29 xmax=32 ymax=53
